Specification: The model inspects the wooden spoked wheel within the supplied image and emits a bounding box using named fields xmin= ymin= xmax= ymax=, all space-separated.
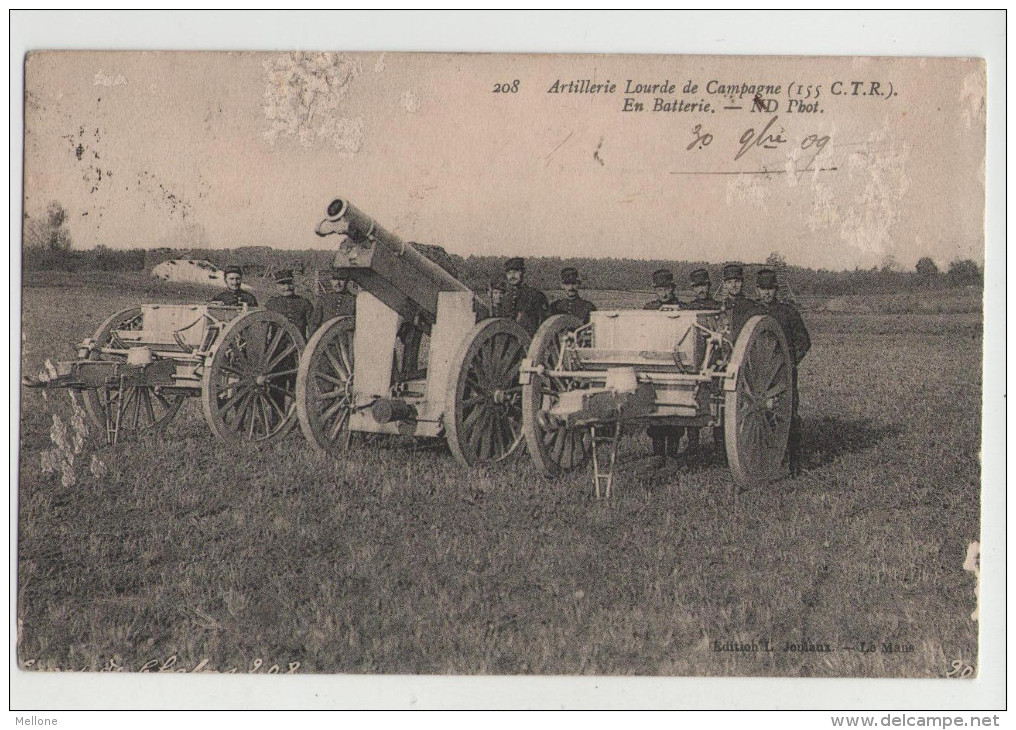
xmin=296 ymin=316 xmax=356 ymax=455
xmin=724 ymin=315 xmax=794 ymax=486
xmin=521 ymin=314 xmax=591 ymax=476
xmin=445 ymin=318 xmax=530 ymax=467
xmin=80 ymin=307 xmax=184 ymax=437
xmin=201 ymin=310 xmax=305 ymax=442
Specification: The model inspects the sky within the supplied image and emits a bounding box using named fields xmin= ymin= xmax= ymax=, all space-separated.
xmin=23 ymin=51 xmax=985 ymax=271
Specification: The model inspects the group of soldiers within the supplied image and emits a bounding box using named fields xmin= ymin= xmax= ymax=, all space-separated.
xmin=212 ymin=256 xmax=810 ymax=475
xmin=210 ymin=265 xmax=356 ymax=340
xmin=488 ymin=257 xmax=811 ymax=475
xmin=490 ymin=257 xmax=595 ymax=333
xmin=640 ymin=262 xmax=811 ymax=473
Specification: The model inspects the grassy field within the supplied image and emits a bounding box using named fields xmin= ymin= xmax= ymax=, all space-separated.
xmin=16 ymin=272 xmax=982 ymax=677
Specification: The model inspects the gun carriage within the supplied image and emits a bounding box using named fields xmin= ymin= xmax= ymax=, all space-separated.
xmin=296 ymin=198 xmax=530 ymax=466
xmin=519 ymin=306 xmax=794 ymax=495
xmin=24 ymin=303 xmax=307 ymax=444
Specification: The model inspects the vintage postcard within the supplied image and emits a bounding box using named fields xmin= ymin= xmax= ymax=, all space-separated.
xmin=16 ymin=47 xmax=987 ymax=698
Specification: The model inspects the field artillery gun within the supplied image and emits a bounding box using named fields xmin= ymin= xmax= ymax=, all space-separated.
xmin=297 ymin=198 xmax=530 ymax=466
xmin=519 ymin=306 xmax=795 ymax=496
xmin=23 ymin=303 xmax=307 ymax=444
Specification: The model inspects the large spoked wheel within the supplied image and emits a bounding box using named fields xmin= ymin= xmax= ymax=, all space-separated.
xmin=724 ymin=315 xmax=794 ymax=486
xmin=201 ymin=310 xmax=305 ymax=442
xmin=81 ymin=307 xmax=184 ymax=437
xmin=296 ymin=316 xmax=356 ymax=455
xmin=521 ymin=314 xmax=591 ymax=476
xmin=445 ymin=318 xmax=530 ymax=466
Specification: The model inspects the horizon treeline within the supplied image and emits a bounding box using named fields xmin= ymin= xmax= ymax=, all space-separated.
xmin=23 ymin=244 xmax=983 ymax=297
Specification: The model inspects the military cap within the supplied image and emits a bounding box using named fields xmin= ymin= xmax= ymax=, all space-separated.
xmin=223 ymin=264 xmax=242 ymax=276
xmin=489 ymin=277 xmax=507 ymax=292
xmin=756 ymin=268 xmax=779 ymax=290
xmin=273 ymin=269 xmax=295 ymax=284
xmin=560 ymin=267 xmax=580 ymax=285
xmin=652 ymin=269 xmax=675 ymax=287
xmin=504 ymin=257 xmax=525 ymax=272
xmin=689 ymin=268 xmax=711 ymax=286
xmin=722 ymin=263 xmax=744 ymax=280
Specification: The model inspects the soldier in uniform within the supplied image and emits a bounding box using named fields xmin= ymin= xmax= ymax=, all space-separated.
xmin=713 ymin=263 xmax=764 ymax=457
xmin=496 ymin=257 xmax=548 ymax=336
xmin=682 ymin=268 xmax=723 ymax=455
xmin=721 ymin=263 xmax=761 ymax=341
xmin=489 ymin=276 xmax=506 ymax=314
xmin=265 ymin=270 xmax=314 ymax=340
xmin=210 ymin=265 xmax=258 ymax=307
xmin=642 ymin=269 xmax=682 ymax=466
xmin=548 ymin=267 xmax=596 ymax=324
xmin=643 ymin=268 xmax=681 ymax=309
xmin=310 ymin=269 xmax=356 ymax=333
xmin=755 ymin=268 xmax=811 ymax=476
xmin=685 ymin=268 xmax=722 ymax=310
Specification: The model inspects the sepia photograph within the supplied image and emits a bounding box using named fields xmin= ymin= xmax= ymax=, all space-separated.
xmin=11 ymin=10 xmax=1003 ymax=713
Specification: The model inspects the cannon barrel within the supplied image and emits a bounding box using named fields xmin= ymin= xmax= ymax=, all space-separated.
xmin=316 ymin=198 xmax=479 ymax=327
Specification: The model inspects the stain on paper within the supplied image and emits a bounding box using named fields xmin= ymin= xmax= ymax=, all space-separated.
xmin=262 ymin=52 xmax=364 ymax=156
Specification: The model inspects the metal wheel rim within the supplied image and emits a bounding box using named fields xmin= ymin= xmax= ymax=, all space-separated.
xmin=201 ymin=310 xmax=305 ymax=442
xmin=521 ymin=314 xmax=591 ymax=475
xmin=445 ymin=318 xmax=529 ymax=466
xmin=296 ymin=316 xmax=356 ymax=455
xmin=724 ymin=315 xmax=793 ymax=486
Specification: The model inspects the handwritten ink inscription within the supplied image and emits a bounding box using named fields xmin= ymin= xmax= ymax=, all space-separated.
xmin=684 ymin=115 xmax=831 ymax=171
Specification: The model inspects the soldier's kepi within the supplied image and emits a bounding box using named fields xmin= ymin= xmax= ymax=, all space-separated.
xmin=495 ymin=257 xmax=548 ymax=336
xmin=755 ymin=267 xmax=811 ymax=477
xmin=548 ymin=266 xmax=596 ymax=324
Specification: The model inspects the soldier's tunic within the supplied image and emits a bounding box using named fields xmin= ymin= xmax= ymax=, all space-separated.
xmin=758 ymin=301 xmax=811 ymax=365
xmin=211 ymin=288 xmax=258 ymax=307
xmin=497 ymin=283 xmax=548 ymax=336
xmin=549 ymin=295 xmax=596 ymax=324
xmin=643 ymin=294 xmax=681 ymax=310
xmin=642 ymin=292 xmax=683 ymax=454
xmin=266 ymin=295 xmax=314 ymax=340
xmin=725 ymin=293 xmax=762 ymax=341
xmin=684 ymin=295 xmax=722 ymax=311
xmin=311 ymin=291 xmax=356 ymax=332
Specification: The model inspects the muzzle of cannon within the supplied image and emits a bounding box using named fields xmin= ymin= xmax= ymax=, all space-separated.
xmin=316 ymin=198 xmax=481 ymax=331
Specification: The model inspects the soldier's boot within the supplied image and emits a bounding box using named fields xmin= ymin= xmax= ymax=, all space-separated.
xmin=787 ymin=415 xmax=803 ymax=477
xmin=666 ymin=431 xmax=683 ymax=458
xmin=684 ymin=427 xmax=700 ymax=456
xmin=713 ymin=426 xmax=726 ymax=463
xmin=650 ymin=435 xmax=667 ymax=469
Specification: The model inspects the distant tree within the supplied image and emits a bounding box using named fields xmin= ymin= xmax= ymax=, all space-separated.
xmin=880 ymin=255 xmax=899 ymax=272
xmin=947 ymin=259 xmax=982 ymax=286
xmin=24 ymin=201 xmax=73 ymax=252
xmin=915 ymin=257 xmax=939 ymax=278
xmin=765 ymin=251 xmax=787 ymax=268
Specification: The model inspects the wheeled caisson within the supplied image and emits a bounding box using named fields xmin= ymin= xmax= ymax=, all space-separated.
xmin=24 ymin=303 xmax=307 ymax=444
xmin=519 ymin=307 xmax=795 ymax=495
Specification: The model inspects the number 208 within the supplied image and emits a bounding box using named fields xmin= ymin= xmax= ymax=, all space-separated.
xmin=493 ymin=80 xmax=520 ymax=93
